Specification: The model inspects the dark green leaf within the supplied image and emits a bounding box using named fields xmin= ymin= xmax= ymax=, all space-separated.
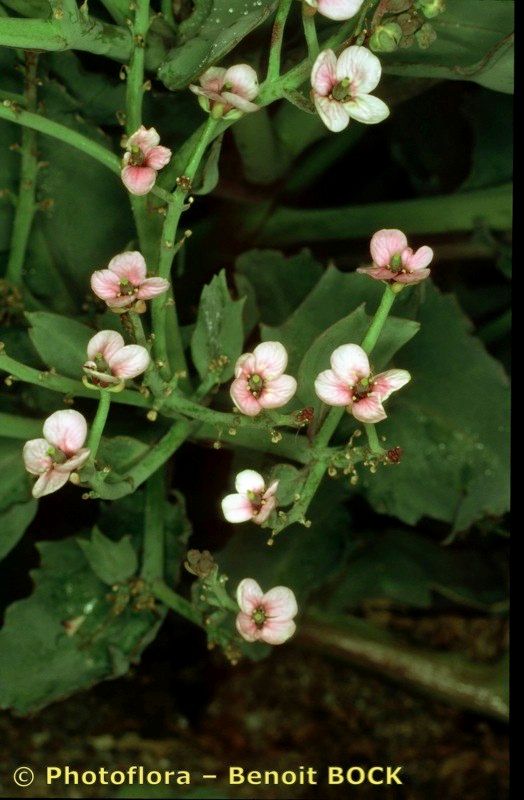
xmin=0 ymin=498 xmax=37 ymax=561
xmin=27 ymin=311 xmax=93 ymax=378
xmin=77 ymin=528 xmax=138 ymax=586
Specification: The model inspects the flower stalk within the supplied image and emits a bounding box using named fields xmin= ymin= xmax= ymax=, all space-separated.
xmin=86 ymin=389 xmax=111 ymax=458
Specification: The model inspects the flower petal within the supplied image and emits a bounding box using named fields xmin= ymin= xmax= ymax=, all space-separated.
xmin=236 ymin=612 xmax=259 ymax=642
xmin=235 ymin=469 xmax=266 ymax=496
xmin=264 ymin=586 xmax=298 ymax=621
xmin=137 ymin=277 xmax=170 ymax=300
xmin=221 ymin=92 xmax=259 ymax=113
xmin=221 ymin=493 xmax=254 ymax=523
xmin=261 ymin=618 xmax=297 ymax=645
xmin=259 ymin=374 xmax=297 ymax=409
xmin=311 ymin=49 xmax=338 ymax=96
xmin=224 ymin=64 xmax=259 ymax=101
xmin=121 ymin=165 xmax=157 ymax=196
xmin=236 ymin=578 xmax=264 ymax=614
xmin=199 ymin=66 xmax=227 ymax=93
xmin=345 ymin=94 xmax=390 ymax=125
xmin=395 ymin=268 xmax=431 ymax=284
xmin=317 ymin=0 xmax=364 ymax=20
xmin=23 ymin=438 xmax=53 ymax=475
xmin=314 ymin=94 xmax=350 ymax=132
xmin=370 ymin=229 xmax=408 ymax=268
xmin=404 ymin=245 xmax=434 ymax=271
xmin=90 ymin=269 xmax=121 ymax=302
xmin=253 ymin=341 xmax=288 ymax=378
xmin=57 ymin=448 xmax=91 ymax=473
xmin=146 ymin=145 xmax=172 ymax=170
xmin=336 ymin=45 xmax=382 ymax=94
xmin=43 ymin=410 xmax=87 ymax=455
xmin=372 ymin=369 xmax=411 ymax=401
xmin=108 ymin=251 xmax=147 ymax=284
xmin=230 ymin=377 xmax=262 ymax=416
xmin=108 ymin=344 xmax=150 ymax=379
xmin=356 ymin=265 xmax=395 ymax=281
xmin=127 ymin=125 xmax=160 ymax=152
xmin=351 ymin=394 xmax=387 ymax=423
xmin=32 ymin=468 xmax=70 ymax=498
xmin=331 ymin=343 xmax=370 ymax=384
xmin=234 ymin=352 xmax=256 ymax=378
xmin=87 ymin=329 xmax=125 ymax=362
xmin=253 ymin=494 xmax=277 ymax=524
xmin=314 ymin=369 xmax=353 ymax=406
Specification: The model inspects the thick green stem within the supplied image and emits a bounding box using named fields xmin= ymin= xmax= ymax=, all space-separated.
xmin=152 ymin=579 xmax=203 ymax=625
xmin=364 ymin=421 xmax=383 ymax=454
xmin=302 ymin=4 xmax=319 ymax=60
xmin=266 ymin=0 xmax=293 ymax=83
xmin=141 ymin=468 xmax=166 ymax=581
xmin=360 ymin=284 xmax=397 ymax=353
xmin=87 ymin=389 xmax=111 ymax=457
xmin=5 ymin=51 xmax=39 ymax=288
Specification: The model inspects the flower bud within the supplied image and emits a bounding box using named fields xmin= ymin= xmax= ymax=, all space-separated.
xmin=369 ymin=22 xmax=403 ymax=53
xmin=415 ymin=0 xmax=445 ymax=18
xmin=416 ymin=22 xmax=437 ymax=48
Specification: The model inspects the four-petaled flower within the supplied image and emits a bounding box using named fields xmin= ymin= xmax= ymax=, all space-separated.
xmin=121 ymin=126 xmax=172 ymax=196
xmin=304 ymin=0 xmax=364 ymax=21
xmin=190 ymin=65 xmax=259 ymax=119
xmin=83 ymin=330 xmax=150 ymax=389
xmin=230 ymin=342 xmax=297 ymax=417
xmin=358 ymin=229 xmax=434 ymax=285
xmin=236 ymin=578 xmax=298 ymax=645
xmin=311 ymin=45 xmax=389 ymax=132
xmin=221 ymin=470 xmax=279 ymax=525
xmin=315 ymin=343 xmax=410 ymax=423
xmin=23 ymin=410 xmax=90 ymax=498
xmin=91 ymin=251 xmax=170 ymax=312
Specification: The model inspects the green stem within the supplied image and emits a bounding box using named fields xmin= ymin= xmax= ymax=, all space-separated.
xmin=141 ymin=468 xmax=166 ymax=581
xmin=360 ymin=284 xmax=397 ymax=353
xmin=302 ymin=4 xmax=319 ymax=60
xmin=266 ymin=0 xmax=293 ymax=83
xmin=364 ymin=421 xmax=383 ymax=454
xmin=5 ymin=51 xmax=39 ymax=288
xmin=151 ymin=579 xmax=203 ymax=625
xmin=0 ymin=411 xmax=41 ymax=439
xmin=87 ymin=389 xmax=111 ymax=457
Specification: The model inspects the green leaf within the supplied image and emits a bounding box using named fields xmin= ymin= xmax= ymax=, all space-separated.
xmin=158 ymin=0 xmax=278 ymax=90
xmin=27 ymin=311 xmax=93 ymax=378
xmin=77 ymin=528 xmax=138 ymax=586
xmin=193 ymin=134 xmax=223 ymax=195
xmin=0 ymin=538 xmax=162 ymax=714
xmin=191 ymin=270 xmax=245 ymax=382
xmin=97 ymin=435 xmax=150 ymax=477
xmin=0 ymin=498 xmax=37 ymax=561
xmin=356 ymin=284 xmax=510 ymax=529
xmin=0 ymin=438 xmax=33 ymax=511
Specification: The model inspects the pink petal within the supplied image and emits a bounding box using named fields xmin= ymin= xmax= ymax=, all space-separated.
xmin=87 ymin=329 xmax=125 ymax=362
xmin=137 ymin=277 xmax=170 ymax=300
xmin=314 ymin=369 xmax=352 ymax=406
xmin=316 ymin=0 xmax=364 ymax=20
xmin=56 ymin=448 xmax=91 ymax=473
xmin=43 ymin=410 xmax=87 ymax=455
xmin=23 ymin=438 xmax=53 ymax=475
xmin=345 ymin=94 xmax=389 ymax=124
xmin=108 ymin=252 xmax=147 ymax=283
xmin=394 ymin=269 xmax=431 ymax=284
xmin=121 ymin=164 xmax=157 ymax=196
xmin=199 ymin=66 xmax=227 ymax=94
xmin=370 ymin=229 xmax=408 ymax=268
xmin=253 ymin=341 xmax=288 ymax=378
xmin=356 ymin=265 xmax=394 ymax=281
xmin=32 ymin=468 xmax=70 ymax=498
xmin=230 ymin=377 xmax=262 ymax=416
xmin=314 ymin=94 xmax=350 ymax=133
xmin=236 ymin=578 xmax=264 ymax=614
xmin=146 ymin=145 xmax=172 ymax=170
xmin=404 ymin=245 xmax=434 ymax=271
xmin=259 ymin=374 xmax=297 ymax=409
xmin=221 ymin=92 xmax=259 ymax=113
xmin=108 ymin=344 xmax=150 ymax=379
xmin=264 ymin=480 xmax=279 ymax=499
xmin=126 ymin=125 xmax=160 ymax=153
xmin=90 ymin=269 xmax=121 ymax=302
xmin=336 ymin=45 xmax=382 ymax=94
xmin=236 ymin=612 xmax=259 ymax=642
xmin=235 ymin=469 xmax=266 ymax=497
xmin=260 ymin=618 xmax=297 ymax=645
xmin=253 ymin=494 xmax=277 ymax=524
xmin=221 ymin=493 xmax=254 ymax=523
xmin=331 ymin=343 xmax=370 ymax=384
xmin=311 ymin=49 xmax=338 ymax=96
xmin=372 ymin=369 xmax=411 ymax=401
xmin=352 ymin=394 xmax=387 ymax=423
xmin=234 ymin=352 xmax=256 ymax=379
xmin=263 ymin=586 xmax=298 ymax=621
xmin=189 ymin=85 xmax=226 ymax=105
xmin=224 ymin=64 xmax=259 ymax=101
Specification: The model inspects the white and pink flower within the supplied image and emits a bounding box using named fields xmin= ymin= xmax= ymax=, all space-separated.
xmin=91 ymin=251 xmax=170 ymax=312
xmin=83 ymin=330 xmax=150 ymax=388
xmin=23 ymin=410 xmax=90 ymax=498
xmin=311 ymin=45 xmax=389 ymax=132
xmin=236 ymin=578 xmax=298 ymax=645
xmin=358 ymin=229 xmax=434 ymax=285
xmin=304 ymin=0 xmax=364 ymax=21
xmin=314 ymin=343 xmax=410 ymax=423
xmin=190 ymin=64 xmax=259 ymax=118
xmin=230 ymin=342 xmax=297 ymax=417
xmin=221 ymin=470 xmax=279 ymax=525
xmin=121 ymin=126 xmax=172 ymax=196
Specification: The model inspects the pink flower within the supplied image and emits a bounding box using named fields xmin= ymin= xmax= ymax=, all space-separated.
xmin=230 ymin=342 xmax=297 ymax=417
xmin=304 ymin=0 xmax=364 ymax=21
xmin=358 ymin=229 xmax=434 ymax=284
xmin=311 ymin=46 xmax=389 ymax=132
xmin=83 ymin=330 xmax=150 ymax=388
xmin=190 ymin=64 xmax=259 ymax=118
xmin=221 ymin=470 xmax=279 ymax=525
xmin=91 ymin=251 xmax=170 ymax=312
xmin=236 ymin=578 xmax=298 ymax=645
xmin=314 ymin=343 xmax=410 ymax=423
xmin=23 ymin=410 xmax=90 ymax=498
xmin=121 ymin=126 xmax=172 ymax=196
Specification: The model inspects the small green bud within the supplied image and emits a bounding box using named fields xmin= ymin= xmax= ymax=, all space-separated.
xmin=415 ymin=0 xmax=446 ymax=18
xmin=416 ymin=22 xmax=437 ymax=49
xmin=369 ymin=22 xmax=403 ymax=53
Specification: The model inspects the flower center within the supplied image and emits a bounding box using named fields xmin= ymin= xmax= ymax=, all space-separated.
xmin=352 ymin=376 xmax=373 ymax=402
xmin=388 ymin=252 xmax=404 ymax=273
xmin=47 ymin=446 xmax=67 ymax=465
xmin=128 ymin=145 xmax=145 ymax=167
xmin=119 ymin=279 xmax=138 ymax=297
xmin=246 ymin=489 xmax=263 ymax=512
xmin=248 ymin=373 xmax=264 ymax=398
xmin=252 ymin=606 xmax=267 ymax=628
xmin=331 ymin=78 xmax=352 ymax=103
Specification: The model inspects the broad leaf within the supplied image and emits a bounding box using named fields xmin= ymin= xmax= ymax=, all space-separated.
xmin=27 ymin=311 xmax=93 ymax=378
xmin=77 ymin=528 xmax=138 ymax=586
xmin=0 ymin=498 xmax=37 ymax=561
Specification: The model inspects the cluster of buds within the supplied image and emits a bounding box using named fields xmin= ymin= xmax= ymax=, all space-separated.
xmin=368 ymin=0 xmax=444 ymax=54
